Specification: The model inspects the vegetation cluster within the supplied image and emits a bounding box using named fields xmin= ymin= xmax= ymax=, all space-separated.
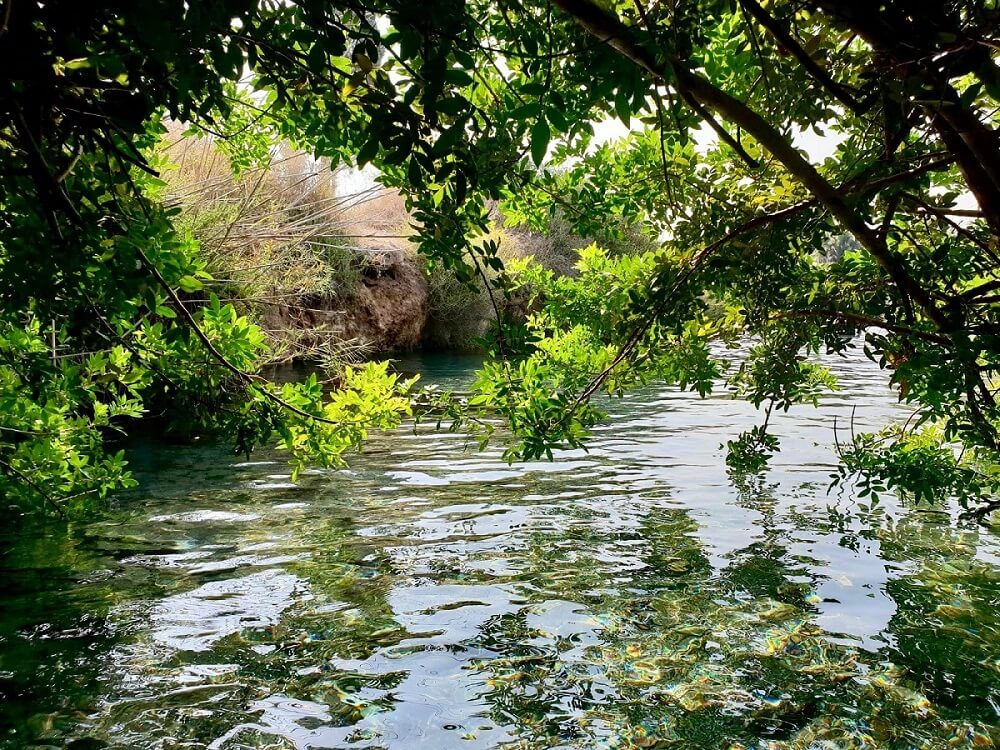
xmin=3 ymin=0 xmax=1000 ymax=518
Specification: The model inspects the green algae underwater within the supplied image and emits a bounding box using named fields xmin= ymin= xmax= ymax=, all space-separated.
xmin=1 ymin=352 xmax=998 ymax=749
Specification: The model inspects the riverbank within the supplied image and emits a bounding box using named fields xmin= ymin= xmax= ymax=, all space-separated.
xmin=161 ymin=128 xmax=652 ymax=360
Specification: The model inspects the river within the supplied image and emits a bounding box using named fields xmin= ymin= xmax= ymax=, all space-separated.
xmin=1 ymin=351 xmax=998 ymax=748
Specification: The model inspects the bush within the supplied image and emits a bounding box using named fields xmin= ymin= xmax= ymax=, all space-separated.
xmin=421 ymin=226 xmax=528 ymax=350
xmin=159 ymin=125 xmax=376 ymax=364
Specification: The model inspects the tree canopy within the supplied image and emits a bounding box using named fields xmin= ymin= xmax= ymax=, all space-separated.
xmin=3 ymin=0 xmax=1000 ymax=514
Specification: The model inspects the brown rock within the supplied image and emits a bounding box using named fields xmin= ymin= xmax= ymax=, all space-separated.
xmin=258 ymin=247 xmax=429 ymax=354
xmin=340 ymin=248 xmax=429 ymax=351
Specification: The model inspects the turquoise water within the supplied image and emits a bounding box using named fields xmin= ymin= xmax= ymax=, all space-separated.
xmin=1 ymin=351 xmax=998 ymax=749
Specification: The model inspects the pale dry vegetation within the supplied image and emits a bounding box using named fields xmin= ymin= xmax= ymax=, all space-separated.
xmin=159 ymin=123 xmax=386 ymax=363
xmin=157 ymin=125 xmax=651 ymax=355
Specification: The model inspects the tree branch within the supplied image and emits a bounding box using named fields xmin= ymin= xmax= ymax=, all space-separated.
xmin=550 ymin=0 xmax=950 ymax=331
xmin=773 ymin=308 xmax=951 ymax=345
xmin=679 ymin=89 xmax=761 ymax=169
xmin=135 ymin=246 xmax=359 ymax=428
xmin=0 ymin=458 xmax=68 ymax=517
xmin=738 ymin=0 xmax=863 ymax=114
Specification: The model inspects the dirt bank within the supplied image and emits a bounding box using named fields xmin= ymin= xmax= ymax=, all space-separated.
xmin=262 ymin=247 xmax=429 ymax=353
xmin=339 ymin=247 xmax=429 ymax=350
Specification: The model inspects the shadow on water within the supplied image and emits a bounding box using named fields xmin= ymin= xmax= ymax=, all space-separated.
xmin=1 ymin=348 xmax=998 ymax=748
xmin=0 ymin=515 xmax=121 ymax=748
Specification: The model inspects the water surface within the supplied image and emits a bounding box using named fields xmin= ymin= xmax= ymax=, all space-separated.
xmin=2 ymin=351 xmax=998 ymax=749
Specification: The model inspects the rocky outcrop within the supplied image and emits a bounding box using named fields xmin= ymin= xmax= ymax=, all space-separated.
xmin=339 ymin=248 xmax=429 ymax=351
xmin=259 ymin=248 xmax=429 ymax=353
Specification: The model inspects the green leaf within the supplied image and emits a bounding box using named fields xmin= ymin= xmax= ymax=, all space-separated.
xmin=521 ymin=82 xmax=548 ymax=96
xmin=547 ymin=106 xmax=568 ymax=132
xmin=177 ymin=275 xmax=203 ymax=293
xmin=510 ymin=102 xmax=542 ymax=120
xmin=307 ymin=44 xmax=326 ymax=74
xmin=444 ymin=68 xmax=474 ymax=87
xmin=530 ymin=118 xmax=550 ymax=166
xmin=615 ymin=87 xmax=632 ymax=125
xmin=357 ymin=136 xmax=379 ymax=167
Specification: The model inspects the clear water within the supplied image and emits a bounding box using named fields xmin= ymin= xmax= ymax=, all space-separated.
xmin=2 ymin=351 xmax=999 ymax=749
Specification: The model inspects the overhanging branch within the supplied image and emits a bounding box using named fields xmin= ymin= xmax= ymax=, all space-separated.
xmin=550 ymin=0 xmax=950 ymax=332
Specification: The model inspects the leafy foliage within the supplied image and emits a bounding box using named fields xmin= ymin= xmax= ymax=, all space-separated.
xmin=468 ymin=246 xmax=721 ymax=460
xmin=833 ymin=425 xmax=1000 ymax=509
xmin=4 ymin=0 xmax=1000 ymax=512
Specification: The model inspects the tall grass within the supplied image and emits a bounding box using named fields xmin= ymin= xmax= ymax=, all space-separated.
xmin=158 ymin=123 xmax=407 ymax=364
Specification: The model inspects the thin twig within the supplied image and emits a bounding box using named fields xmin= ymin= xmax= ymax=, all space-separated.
xmin=0 ymin=458 xmax=68 ymax=517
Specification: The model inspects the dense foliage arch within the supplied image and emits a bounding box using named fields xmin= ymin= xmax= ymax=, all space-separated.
xmin=3 ymin=0 xmax=1000 ymax=513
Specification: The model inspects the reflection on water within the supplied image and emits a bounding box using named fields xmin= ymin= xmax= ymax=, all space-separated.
xmin=1 ymin=349 xmax=999 ymax=748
